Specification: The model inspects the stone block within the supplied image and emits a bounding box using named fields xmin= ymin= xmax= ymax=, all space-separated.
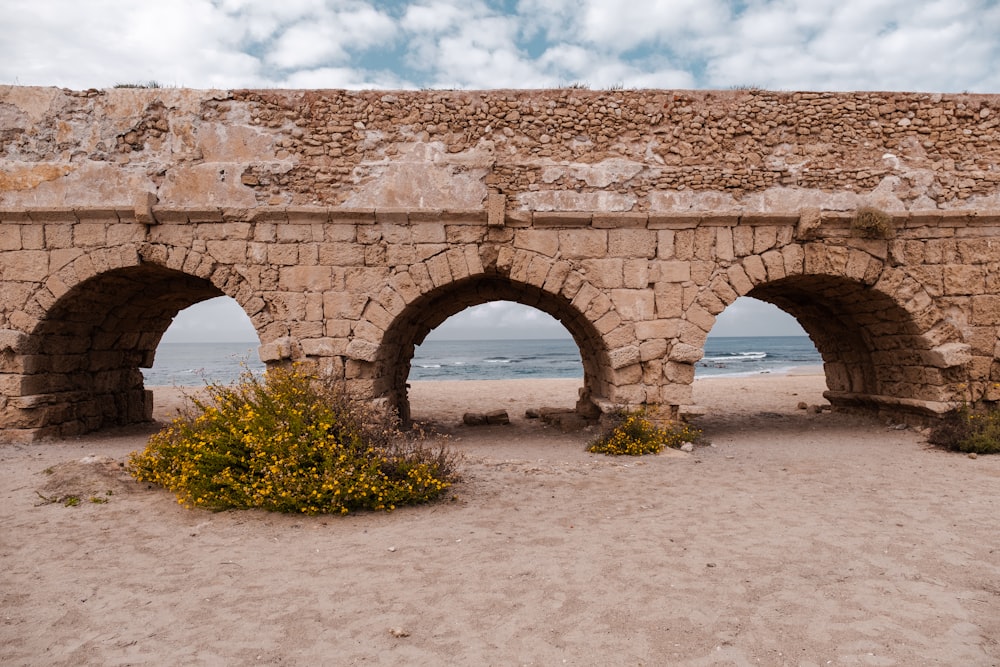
xmin=656 ymin=230 xmax=675 ymax=259
xmin=1 ymin=250 xmax=49 ymax=282
xmin=657 ymin=261 xmax=690 ymax=283
xmin=525 ymin=256 xmax=553 ymax=288
xmin=585 ymin=293 xmax=613 ymax=322
xmin=611 ymin=289 xmax=655 ymax=321
xmin=267 ymin=243 xmax=299 ymax=266
xmin=559 ymin=229 xmax=607 ymax=258
xmin=389 ymin=271 xmax=422 ymax=304
xmin=363 ymin=301 xmax=394 ymax=331
xmin=761 ymin=249 xmax=786 ymax=281
xmin=0 ymin=225 xmax=22 ymax=251
xmin=345 ymin=267 xmax=391 ymax=293
xmin=613 ymin=362 xmax=643 ymax=385
xmin=487 ymin=193 xmax=506 ymax=227
xmin=594 ymin=310 xmax=622 ymax=335
xmin=346 ymin=339 xmax=380 ymax=362
xmin=608 ymin=229 xmax=656 ymax=258
xmin=640 ymin=339 xmax=668 ymax=361
xmin=663 ymin=361 xmax=696 ymax=384
xmin=623 ymin=259 xmax=648 ymax=289
xmin=753 ymin=226 xmax=778 ymax=254
xmin=654 ymin=283 xmax=683 ymax=318
xmin=583 ymin=258 xmax=624 ymax=288
xmin=724 ymin=265 xmax=752 ymax=296
xmin=741 ymin=254 xmax=767 ymax=284
xmin=259 ymin=337 xmax=296 ymax=362
xmin=716 ymin=227 xmax=734 ymax=262
xmin=534 ymin=212 xmax=592 ymax=227
xmin=279 ymin=266 xmax=332 ymax=292
xmin=685 ymin=303 xmax=715 ymax=333
xmin=710 ymin=276 xmax=738 ymax=305
xmin=608 ymin=345 xmax=641 ymax=370
xmin=300 ymin=338 xmax=346 ymax=357
xmin=426 ymin=253 xmax=452 ymax=286
xmin=514 ymin=229 xmax=559 ymax=257
xmin=972 ymin=295 xmax=1000 ymax=325
xmin=657 ymin=383 xmax=693 ymax=405
xmin=733 ymin=226 xmax=754 ymax=256
xmin=446 ymin=247 xmax=470 ymax=280
xmin=319 ymin=242 xmax=365 ymax=266
xmin=607 ymin=384 xmax=646 ymax=405
xmin=324 ymin=292 xmax=368 ymax=319
xmin=670 ymin=343 xmax=704 ymax=364
xmin=571 ymin=283 xmax=600 ymax=313
xmin=592 ymin=212 xmax=647 ymax=229
xmin=543 ymin=261 xmax=571 ymax=294
xmin=943 ymin=265 xmax=985 ymax=296
xmin=634 ymin=319 xmax=680 ymax=340
xmin=693 ymin=227 xmax=716 ymax=260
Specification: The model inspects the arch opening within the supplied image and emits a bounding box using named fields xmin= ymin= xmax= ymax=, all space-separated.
xmin=13 ymin=265 xmax=257 ymax=438
xmin=700 ymin=297 xmax=819 ymax=378
xmin=374 ymin=276 xmax=611 ymax=427
xmin=144 ymin=296 xmax=263 ymax=388
xmin=728 ymin=274 xmax=969 ymax=420
xmin=405 ymin=301 xmax=584 ymax=426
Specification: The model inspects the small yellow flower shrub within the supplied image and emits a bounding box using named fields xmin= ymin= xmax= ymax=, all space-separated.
xmin=587 ymin=409 xmax=701 ymax=456
xmin=129 ymin=367 xmax=458 ymax=513
xmin=928 ymin=405 xmax=1000 ymax=454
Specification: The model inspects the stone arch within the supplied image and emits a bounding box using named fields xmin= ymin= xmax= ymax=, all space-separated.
xmin=6 ymin=253 xmax=261 ymax=439
xmin=685 ymin=243 xmax=970 ymax=419
xmin=359 ymin=267 xmax=615 ymax=425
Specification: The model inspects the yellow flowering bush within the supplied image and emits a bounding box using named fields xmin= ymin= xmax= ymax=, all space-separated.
xmin=928 ymin=405 xmax=1000 ymax=454
xmin=587 ymin=409 xmax=701 ymax=456
xmin=129 ymin=367 xmax=458 ymax=513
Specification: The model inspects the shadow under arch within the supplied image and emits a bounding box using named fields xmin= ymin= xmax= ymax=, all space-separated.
xmin=375 ymin=275 xmax=611 ymax=425
xmin=14 ymin=264 xmax=255 ymax=437
xmin=702 ymin=272 xmax=968 ymax=419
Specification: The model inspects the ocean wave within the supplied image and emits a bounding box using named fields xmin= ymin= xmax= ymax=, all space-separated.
xmin=701 ymin=351 xmax=767 ymax=363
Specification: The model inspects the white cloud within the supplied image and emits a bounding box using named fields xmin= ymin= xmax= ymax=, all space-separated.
xmin=425 ymin=302 xmax=572 ymax=340
xmin=264 ymin=5 xmax=397 ymax=70
xmin=2 ymin=0 xmax=998 ymax=91
xmin=577 ymin=0 xmax=730 ymax=48
xmin=401 ymin=1 xmax=467 ymax=33
xmin=710 ymin=298 xmax=806 ymax=338
xmin=2 ymin=0 xmax=263 ymax=88
xmin=403 ymin=5 xmax=549 ymax=88
xmin=161 ymin=297 xmax=259 ymax=343
xmin=703 ymin=0 xmax=1000 ymax=91
xmin=279 ymin=66 xmax=409 ymax=89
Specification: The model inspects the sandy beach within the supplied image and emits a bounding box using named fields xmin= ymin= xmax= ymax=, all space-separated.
xmin=2 ymin=371 xmax=998 ymax=665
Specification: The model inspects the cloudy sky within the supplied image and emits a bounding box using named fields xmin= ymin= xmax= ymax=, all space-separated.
xmin=5 ymin=0 xmax=999 ymax=91
xmin=6 ymin=0 xmax=998 ymax=342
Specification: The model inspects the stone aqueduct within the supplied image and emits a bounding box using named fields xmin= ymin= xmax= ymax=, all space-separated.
xmin=3 ymin=86 xmax=1000 ymax=440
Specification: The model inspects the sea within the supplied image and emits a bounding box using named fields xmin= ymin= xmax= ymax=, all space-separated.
xmin=142 ymin=336 xmax=822 ymax=386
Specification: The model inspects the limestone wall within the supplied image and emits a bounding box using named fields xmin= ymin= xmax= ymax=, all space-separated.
xmin=5 ymin=86 xmax=1000 ymax=439
xmin=2 ymin=87 xmax=1000 ymax=213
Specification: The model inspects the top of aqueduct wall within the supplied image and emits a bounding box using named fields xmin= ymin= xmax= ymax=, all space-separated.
xmin=2 ymin=86 xmax=1000 ymax=215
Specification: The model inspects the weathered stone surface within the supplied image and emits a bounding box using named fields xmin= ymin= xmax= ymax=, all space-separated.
xmin=2 ymin=86 xmax=999 ymax=439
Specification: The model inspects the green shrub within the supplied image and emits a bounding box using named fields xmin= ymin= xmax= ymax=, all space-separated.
xmin=928 ymin=405 xmax=1000 ymax=454
xmin=851 ymin=207 xmax=895 ymax=239
xmin=129 ymin=367 xmax=458 ymax=514
xmin=113 ymin=81 xmax=163 ymax=88
xmin=587 ymin=409 xmax=701 ymax=456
